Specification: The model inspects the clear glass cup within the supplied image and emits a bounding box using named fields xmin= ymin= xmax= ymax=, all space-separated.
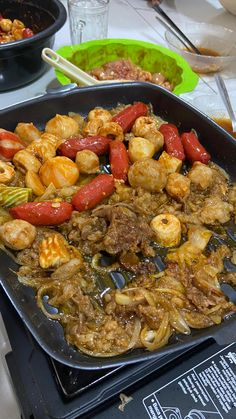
xmin=67 ymin=0 xmax=110 ymax=44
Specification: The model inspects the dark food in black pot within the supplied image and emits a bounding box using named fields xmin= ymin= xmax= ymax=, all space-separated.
xmin=0 ymin=0 xmax=66 ymax=91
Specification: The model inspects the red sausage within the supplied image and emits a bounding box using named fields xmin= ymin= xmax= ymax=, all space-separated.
xmin=72 ymin=174 xmax=114 ymax=211
xmin=159 ymin=123 xmax=185 ymax=160
xmin=112 ymin=102 xmax=148 ymax=132
xmin=0 ymin=130 xmax=25 ymax=161
xmin=58 ymin=136 xmax=111 ymax=159
xmin=181 ymin=131 xmax=211 ymax=164
xmin=109 ymin=140 xmax=129 ymax=181
xmin=9 ymin=201 xmax=73 ymax=225
xmin=22 ymin=28 xmax=34 ymax=38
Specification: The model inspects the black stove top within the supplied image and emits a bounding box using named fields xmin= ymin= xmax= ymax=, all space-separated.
xmin=1 ymin=287 xmax=236 ymax=419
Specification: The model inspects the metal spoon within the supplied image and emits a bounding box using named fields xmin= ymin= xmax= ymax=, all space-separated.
xmin=215 ymin=74 xmax=236 ymax=133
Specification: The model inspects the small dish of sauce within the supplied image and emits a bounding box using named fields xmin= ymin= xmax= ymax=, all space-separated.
xmin=182 ymin=46 xmax=222 ymax=74
xmin=213 ymin=117 xmax=236 ymax=138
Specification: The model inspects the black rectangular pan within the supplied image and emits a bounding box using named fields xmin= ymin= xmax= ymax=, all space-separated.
xmin=0 ymin=82 xmax=236 ymax=369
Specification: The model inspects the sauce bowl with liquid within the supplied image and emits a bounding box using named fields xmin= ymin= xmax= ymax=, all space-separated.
xmin=193 ymin=90 xmax=236 ymax=138
xmin=165 ymin=22 xmax=236 ymax=74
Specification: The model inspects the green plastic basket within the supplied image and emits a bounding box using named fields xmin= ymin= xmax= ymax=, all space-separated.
xmin=55 ymin=38 xmax=199 ymax=95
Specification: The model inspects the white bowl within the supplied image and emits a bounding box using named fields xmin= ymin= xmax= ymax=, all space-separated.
xmin=220 ymin=0 xmax=236 ymax=16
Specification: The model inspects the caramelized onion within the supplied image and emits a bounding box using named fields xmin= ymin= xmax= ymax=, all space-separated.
xmin=115 ymin=292 xmax=135 ymax=305
xmin=91 ymin=253 xmax=120 ymax=273
xmin=183 ymin=310 xmax=213 ymax=329
xmin=35 ymin=182 xmax=56 ymax=202
xmin=140 ymin=312 xmax=170 ymax=350
xmin=127 ymin=318 xmax=141 ymax=349
xmin=169 ymin=307 xmax=190 ymax=334
xmin=141 ymin=289 xmax=156 ymax=307
xmin=51 ymin=258 xmax=83 ymax=280
xmin=37 ymin=284 xmax=62 ymax=320
xmin=115 ymin=288 xmax=146 ymax=306
xmin=154 ymin=287 xmax=185 ymax=299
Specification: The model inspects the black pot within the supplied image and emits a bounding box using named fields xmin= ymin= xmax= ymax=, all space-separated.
xmin=0 ymin=0 xmax=67 ymax=92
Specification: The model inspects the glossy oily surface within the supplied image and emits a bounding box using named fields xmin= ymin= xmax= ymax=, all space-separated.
xmin=0 ymin=83 xmax=236 ymax=369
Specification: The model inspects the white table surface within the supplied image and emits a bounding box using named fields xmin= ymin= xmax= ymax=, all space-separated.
xmin=0 ymin=1 xmax=236 ymax=418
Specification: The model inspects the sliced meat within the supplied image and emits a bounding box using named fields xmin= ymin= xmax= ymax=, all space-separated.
xmin=101 ymin=206 xmax=154 ymax=255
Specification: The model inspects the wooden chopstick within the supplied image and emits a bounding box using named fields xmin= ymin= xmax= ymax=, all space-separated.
xmin=153 ymin=4 xmax=202 ymax=55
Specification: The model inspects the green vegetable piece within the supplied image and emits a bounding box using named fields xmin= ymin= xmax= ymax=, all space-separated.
xmin=0 ymin=185 xmax=32 ymax=208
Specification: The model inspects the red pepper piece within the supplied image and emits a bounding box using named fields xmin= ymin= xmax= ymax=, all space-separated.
xmin=10 ymin=201 xmax=73 ymax=225
xmin=159 ymin=123 xmax=185 ymax=160
xmin=112 ymin=102 xmax=148 ymax=133
xmin=0 ymin=130 xmax=25 ymax=161
xmin=22 ymin=28 xmax=34 ymax=38
xmin=181 ymin=131 xmax=211 ymax=164
xmin=72 ymin=174 xmax=114 ymax=211
xmin=109 ymin=140 xmax=129 ymax=181
xmin=58 ymin=136 xmax=111 ymax=159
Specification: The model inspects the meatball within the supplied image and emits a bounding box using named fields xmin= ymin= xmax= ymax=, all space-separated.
xmin=131 ymin=116 xmax=164 ymax=152
xmin=0 ymin=219 xmax=36 ymax=250
xmin=128 ymin=159 xmax=167 ymax=192
xmin=75 ymin=150 xmax=100 ymax=174
xmin=200 ymin=196 xmax=233 ymax=224
xmin=165 ymin=173 xmax=190 ymax=200
xmin=45 ymin=114 xmax=79 ymax=139
xmin=128 ymin=137 xmax=155 ymax=162
xmin=188 ymin=162 xmax=213 ymax=190
xmin=88 ymin=108 xmax=112 ymax=123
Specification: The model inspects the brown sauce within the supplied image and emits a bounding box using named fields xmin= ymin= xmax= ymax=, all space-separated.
xmin=183 ymin=47 xmax=220 ymax=57
xmin=213 ymin=117 xmax=236 ymax=138
xmin=197 ymin=47 xmax=220 ymax=57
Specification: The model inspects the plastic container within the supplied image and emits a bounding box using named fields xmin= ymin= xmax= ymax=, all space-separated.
xmin=55 ymin=38 xmax=199 ymax=95
xmin=165 ymin=22 xmax=236 ymax=74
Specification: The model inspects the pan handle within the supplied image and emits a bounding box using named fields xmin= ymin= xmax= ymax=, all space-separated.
xmin=46 ymin=83 xmax=78 ymax=95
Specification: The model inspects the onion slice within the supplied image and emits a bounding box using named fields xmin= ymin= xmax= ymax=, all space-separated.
xmin=140 ymin=312 xmax=170 ymax=351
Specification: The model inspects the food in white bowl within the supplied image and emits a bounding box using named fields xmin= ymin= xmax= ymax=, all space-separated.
xmin=165 ymin=22 xmax=236 ymax=74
